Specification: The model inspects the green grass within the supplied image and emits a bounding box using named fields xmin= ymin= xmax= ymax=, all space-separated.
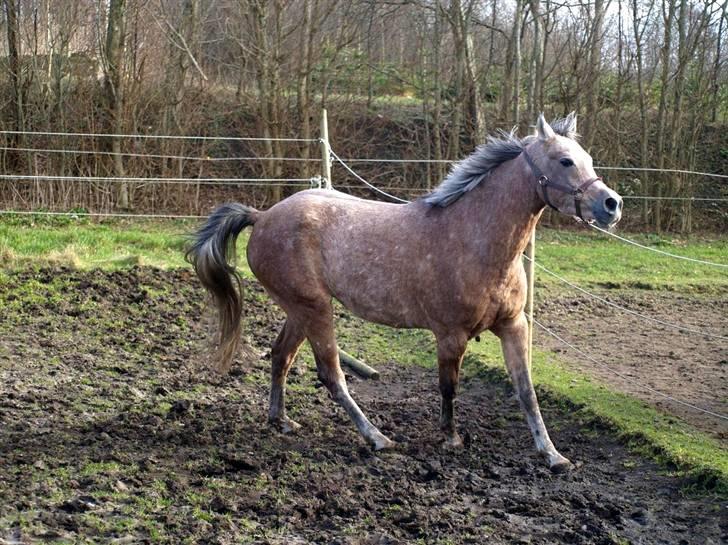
xmin=1 ymin=216 xmax=726 ymax=493
xmin=0 ymin=215 xmax=195 ymax=270
xmin=536 ymin=228 xmax=728 ymax=291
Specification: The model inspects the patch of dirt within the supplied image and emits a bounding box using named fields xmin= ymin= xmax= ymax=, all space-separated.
xmin=0 ymin=268 xmax=725 ymax=544
xmin=535 ymin=284 xmax=728 ymax=441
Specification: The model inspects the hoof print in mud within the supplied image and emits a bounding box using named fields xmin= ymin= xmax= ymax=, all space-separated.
xmin=58 ymin=496 xmax=98 ymax=514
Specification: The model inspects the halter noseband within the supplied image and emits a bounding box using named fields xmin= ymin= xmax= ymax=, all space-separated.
xmin=522 ymin=149 xmax=601 ymax=222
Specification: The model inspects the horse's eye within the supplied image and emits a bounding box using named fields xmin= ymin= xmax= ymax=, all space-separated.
xmin=560 ymin=158 xmax=574 ymax=167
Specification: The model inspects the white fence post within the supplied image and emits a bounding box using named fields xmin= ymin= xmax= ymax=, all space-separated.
xmin=320 ymin=109 xmax=332 ymax=190
xmin=525 ymin=228 xmax=536 ymax=369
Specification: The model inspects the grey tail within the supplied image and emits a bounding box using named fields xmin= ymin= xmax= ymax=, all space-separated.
xmin=186 ymin=203 xmax=258 ymax=373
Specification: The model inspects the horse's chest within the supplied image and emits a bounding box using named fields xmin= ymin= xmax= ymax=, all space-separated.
xmin=469 ymin=277 xmax=526 ymax=335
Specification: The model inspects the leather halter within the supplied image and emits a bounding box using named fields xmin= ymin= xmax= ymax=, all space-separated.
xmin=522 ymin=149 xmax=601 ymax=222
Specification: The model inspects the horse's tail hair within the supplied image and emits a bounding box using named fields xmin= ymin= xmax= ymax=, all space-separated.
xmin=186 ymin=202 xmax=259 ymax=373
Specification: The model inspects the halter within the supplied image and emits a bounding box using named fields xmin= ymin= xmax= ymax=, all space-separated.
xmin=522 ymin=149 xmax=601 ymax=222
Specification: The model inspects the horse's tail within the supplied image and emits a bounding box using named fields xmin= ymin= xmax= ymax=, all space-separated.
xmin=186 ymin=203 xmax=259 ymax=373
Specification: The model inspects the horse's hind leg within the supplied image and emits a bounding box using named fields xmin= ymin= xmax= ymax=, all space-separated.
xmin=493 ymin=315 xmax=572 ymax=473
xmin=269 ymin=319 xmax=306 ymax=433
xmin=302 ymin=303 xmax=395 ymax=451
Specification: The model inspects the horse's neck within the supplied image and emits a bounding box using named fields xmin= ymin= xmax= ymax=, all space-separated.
xmin=445 ymin=157 xmax=544 ymax=265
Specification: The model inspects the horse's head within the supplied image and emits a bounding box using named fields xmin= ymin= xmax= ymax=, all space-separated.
xmin=525 ymin=114 xmax=622 ymax=229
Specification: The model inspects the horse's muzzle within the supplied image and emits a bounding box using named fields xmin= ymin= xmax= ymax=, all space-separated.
xmin=592 ymin=187 xmax=623 ymax=228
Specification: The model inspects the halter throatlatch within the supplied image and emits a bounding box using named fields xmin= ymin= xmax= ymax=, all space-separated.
xmin=522 ymin=149 xmax=601 ymax=222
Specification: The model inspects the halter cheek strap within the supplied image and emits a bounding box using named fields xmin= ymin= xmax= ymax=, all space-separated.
xmin=522 ymin=149 xmax=601 ymax=222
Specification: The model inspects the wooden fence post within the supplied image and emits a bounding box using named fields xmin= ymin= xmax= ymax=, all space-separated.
xmin=525 ymin=228 xmax=536 ymax=369
xmin=320 ymin=109 xmax=332 ymax=189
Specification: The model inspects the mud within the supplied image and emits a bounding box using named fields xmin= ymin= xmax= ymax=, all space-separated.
xmin=0 ymin=268 xmax=725 ymax=544
xmin=535 ymin=284 xmax=728 ymax=441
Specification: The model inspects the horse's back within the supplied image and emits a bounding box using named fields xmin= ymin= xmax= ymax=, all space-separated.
xmin=246 ymin=189 xmax=430 ymax=324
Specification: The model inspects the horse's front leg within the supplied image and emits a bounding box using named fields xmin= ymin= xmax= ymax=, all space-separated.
xmin=436 ymin=332 xmax=468 ymax=448
xmin=493 ymin=314 xmax=572 ymax=473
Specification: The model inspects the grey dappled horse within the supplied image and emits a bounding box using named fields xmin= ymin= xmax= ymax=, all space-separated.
xmin=187 ymin=114 xmax=622 ymax=472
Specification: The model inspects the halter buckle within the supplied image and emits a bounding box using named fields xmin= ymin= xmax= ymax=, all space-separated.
xmin=538 ymin=175 xmax=548 ymax=186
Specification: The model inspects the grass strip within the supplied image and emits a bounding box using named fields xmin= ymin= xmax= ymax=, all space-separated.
xmin=0 ymin=216 xmax=194 ymax=270
xmin=536 ymin=228 xmax=728 ymax=291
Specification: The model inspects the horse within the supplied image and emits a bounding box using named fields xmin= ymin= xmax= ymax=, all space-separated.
xmin=186 ymin=114 xmax=622 ymax=472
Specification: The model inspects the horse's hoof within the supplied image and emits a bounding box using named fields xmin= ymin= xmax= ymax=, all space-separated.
xmin=548 ymin=454 xmax=573 ymax=474
xmin=270 ymin=416 xmax=301 ymax=434
xmin=441 ymin=432 xmax=464 ymax=450
xmin=372 ymin=433 xmax=396 ymax=451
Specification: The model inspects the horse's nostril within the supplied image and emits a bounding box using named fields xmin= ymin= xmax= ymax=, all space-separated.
xmin=604 ymin=197 xmax=619 ymax=213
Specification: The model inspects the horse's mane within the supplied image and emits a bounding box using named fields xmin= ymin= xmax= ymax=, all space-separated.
xmin=424 ymin=114 xmax=578 ymax=208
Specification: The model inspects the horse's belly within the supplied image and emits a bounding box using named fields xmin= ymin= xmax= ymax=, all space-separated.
xmin=332 ymin=286 xmax=425 ymax=329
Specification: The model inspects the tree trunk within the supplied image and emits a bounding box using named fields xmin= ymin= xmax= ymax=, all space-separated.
xmin=104 ymin=0 xmax=128 ymax=209
xmin=583 ymin=0 xmax=606 ymax=149
xmin=247 ymin=0 xmax=280 ymax=202
xmin=296 ymin=0 xmax=314 ymax=177
xmin=632 ymin=0 xmax=654 ymax=225
xmin=432 ymin=4 xmax=445 ymax=181
xmin=710 ymin=1 xmax=727 ymax=122
xmin=501 ymin=0 xmax=525 ymax=125
xmin=162 ymin=0 xmax=200 ymax=134
xmin=4 ymin=0 xmax=24 ymax=155
xmin=654 ymin=0 xmax=677 ymax=233
xmin=527 ymin=0 xmax=542 ymax=122
xmin=447 ymin=0 xmax=465 ymax=158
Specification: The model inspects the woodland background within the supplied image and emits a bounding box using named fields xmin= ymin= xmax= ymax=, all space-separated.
xmin=0 ymin=0 xmax=726 ymax=232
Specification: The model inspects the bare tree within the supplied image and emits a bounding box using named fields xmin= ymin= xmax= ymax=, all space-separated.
xmin=4 ymin=0 xmax=25 ymax=151
xmin=101 ymin=0 xmax=129 ymax=208
xmin=631 ymin=0 xmax=655 ymax=224
xmin=582 ymin=0 xmax=608 ymax=148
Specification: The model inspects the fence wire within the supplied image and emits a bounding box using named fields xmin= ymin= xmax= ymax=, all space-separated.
xmin=0 ymin=129 xmax=316 ymax=143
xmin=0 ymin=174 xmax=313 ymax=186
xmin=0 ymin=210 xmax=205 ymax=219
xmin=0 ymin=146 xmax=321 ymax=162
xmin=330 ymin=149 xmax=409 ymax=203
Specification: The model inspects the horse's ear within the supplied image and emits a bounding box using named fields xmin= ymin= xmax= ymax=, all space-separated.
xmin=536 ymin=114 xmax=556 ymax=141
xmin=566 ymin=111 xmax=577 ymax=134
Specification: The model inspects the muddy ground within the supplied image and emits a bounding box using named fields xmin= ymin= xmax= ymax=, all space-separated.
xmin=534 ymin=284 xmax=728 ymax=441
xmin=0 ymin=268 xmax=725 ymax=544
